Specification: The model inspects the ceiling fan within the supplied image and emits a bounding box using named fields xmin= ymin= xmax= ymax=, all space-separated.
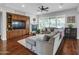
xmin=38 ymin=5 xmax=49 ymax=12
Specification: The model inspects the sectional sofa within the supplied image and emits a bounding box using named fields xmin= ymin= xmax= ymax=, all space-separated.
xmin=18 ymin=28 xmax=64 ymax=55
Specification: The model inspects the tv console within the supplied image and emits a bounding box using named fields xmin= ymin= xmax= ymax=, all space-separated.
xmin=7 ymin=13 xmax=30 ymax=39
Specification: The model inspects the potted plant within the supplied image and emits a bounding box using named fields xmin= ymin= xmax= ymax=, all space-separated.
xmin=36 ymin=29 xmax=40 ymax=34
xmin=68 ymin=24 xmax=73 ymax=28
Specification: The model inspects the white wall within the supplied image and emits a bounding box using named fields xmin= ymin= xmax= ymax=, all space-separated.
xmin=76 ymin=6 xmax=79 ymax=39
xmin=0 ymin=12 xmax=2 ymax=35
xmin=1 ymin=11 xmax=7 ymax=40
xmin=76 ymin=14 xmax=79 ymax=39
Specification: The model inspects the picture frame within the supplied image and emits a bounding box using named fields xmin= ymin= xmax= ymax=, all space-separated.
xmin=67 ymin=16 xmax=75 ymax=23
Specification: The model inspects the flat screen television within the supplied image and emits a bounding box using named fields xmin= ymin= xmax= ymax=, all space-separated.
xmin=12 ymin=20 xmax=26 ymax=29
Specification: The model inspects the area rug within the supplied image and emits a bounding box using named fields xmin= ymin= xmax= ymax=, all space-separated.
xmin=17 ymin=39 xmax=27 ymax=48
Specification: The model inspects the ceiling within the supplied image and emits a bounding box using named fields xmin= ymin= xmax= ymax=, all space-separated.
xmin=0 ymin=3 xmax=79 ymax=15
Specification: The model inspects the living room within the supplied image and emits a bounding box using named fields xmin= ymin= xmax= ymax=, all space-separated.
xmin=0 ymin=3 xmax=79 ymax=55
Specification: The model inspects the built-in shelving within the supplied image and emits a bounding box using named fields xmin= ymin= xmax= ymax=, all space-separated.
xmin=7 ymin=12 xmax=30 ymax=39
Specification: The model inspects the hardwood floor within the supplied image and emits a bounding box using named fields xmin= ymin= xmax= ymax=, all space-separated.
xmin=56 ymin=39 xmax=79 ymax=55
xmin=0 ymin=35 xmax=36 ymax=55
xmin=0 ymin=35 xmax=79 ymax=55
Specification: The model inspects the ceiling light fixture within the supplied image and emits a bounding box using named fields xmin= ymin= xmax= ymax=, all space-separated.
xmin=22 ymin=4 xmax=25 ymax=7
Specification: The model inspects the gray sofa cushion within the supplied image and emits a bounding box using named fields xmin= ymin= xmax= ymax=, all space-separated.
xmin=43 ymin=31 xmax=59 ymax=41
xmin=43 ymin=35 xmax=51 ymax=41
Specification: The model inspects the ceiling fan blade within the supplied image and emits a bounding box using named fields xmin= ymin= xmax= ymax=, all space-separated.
xmin=44 ymin=9 xmax=48 ymax=11
xmin=38 ymin=5 xmax=49 ymax=12
xmin=45 ymin=7 xmax=49 ymax=9
xmin=42 ymin=6 xmax=44 ymax=8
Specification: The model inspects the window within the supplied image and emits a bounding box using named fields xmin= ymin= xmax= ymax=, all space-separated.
xmin=38 ymin=16 xmax=65 ymax=29
xmin=50 ymin=18 xmax=57 ymax=27
xmin=38 ymin=18 xmax=50 ymax=29
xmin=57 ymin=17 xmax=65 ymax=28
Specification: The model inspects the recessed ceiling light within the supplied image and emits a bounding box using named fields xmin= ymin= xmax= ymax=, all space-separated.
xmin=59 ymin=3 xmax=63 ymax=8
xmin=59 ymin=5 xmax=62 ymax=8
xmin=37 ymin=12 xmax=41 ymax=15
xmin=22 ymin=4 xmax=25 ymax=7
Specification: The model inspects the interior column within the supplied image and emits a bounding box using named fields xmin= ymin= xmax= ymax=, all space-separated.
xmin=0 ymin=10 xmax=8 ymax=54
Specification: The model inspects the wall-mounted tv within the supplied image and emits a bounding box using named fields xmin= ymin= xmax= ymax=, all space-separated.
xmin=12 ymin=20 xmax=26 ymax=29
